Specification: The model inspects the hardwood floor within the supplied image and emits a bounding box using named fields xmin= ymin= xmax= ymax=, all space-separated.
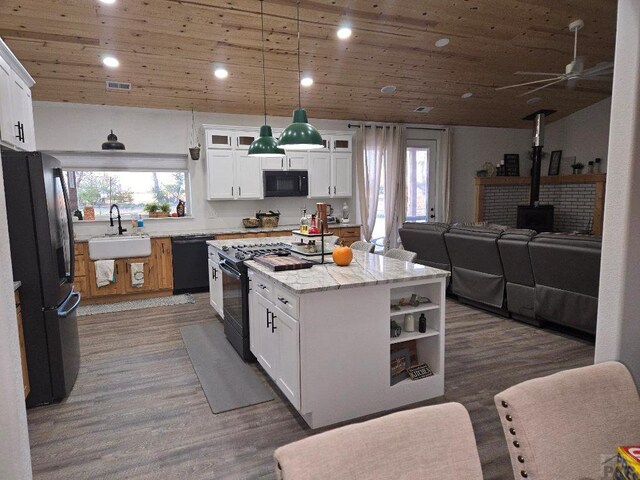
xmin=27 ymin=294 xmax=594 ymax=479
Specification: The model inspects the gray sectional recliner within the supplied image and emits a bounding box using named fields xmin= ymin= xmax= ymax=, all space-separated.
xmin=399 ymin=222 xmax=602 ymax=335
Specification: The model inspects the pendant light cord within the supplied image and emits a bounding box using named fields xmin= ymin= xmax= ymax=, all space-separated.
xmin=297 ymin=0 xmax=301 ymax=109
xmin=260 ymin=0 xmax=267 ymax=125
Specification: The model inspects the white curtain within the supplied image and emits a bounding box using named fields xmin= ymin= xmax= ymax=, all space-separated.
xmin=384 ymin=126 xmax=406 ymax=249
xmin=434 ymin=127 xmax=453 ymax=223
xmin=355 ymin=124 xmax=407 ymax=245
xmin=355 ymin=124 xmax=384 ymax=241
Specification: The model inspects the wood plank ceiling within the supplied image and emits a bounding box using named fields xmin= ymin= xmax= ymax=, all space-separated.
xmin=0 ymin=0 xmax=617 ymax=127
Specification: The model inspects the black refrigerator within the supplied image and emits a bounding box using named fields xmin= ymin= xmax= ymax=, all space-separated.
xmin=2 ymin=151 xmax=81 ymax=407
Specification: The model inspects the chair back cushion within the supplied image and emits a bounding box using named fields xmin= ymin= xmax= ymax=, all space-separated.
xmin=274 ymin=402 xmax=484 ymax=480
xmin=495 ymin=362 xmax=640 ymax=480
xmin=445 ymin=226 xmax=505 ymax=308
xmin=399 ymin=222 xmax=451 ymax=271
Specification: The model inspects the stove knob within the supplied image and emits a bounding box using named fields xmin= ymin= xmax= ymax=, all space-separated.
xmin=235 ymin=252 xmax=245 ymax=260
xmin=222 ymin=245 xmax=229 ymax=251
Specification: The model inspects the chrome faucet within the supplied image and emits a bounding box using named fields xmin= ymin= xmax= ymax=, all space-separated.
xmin=109 ymin=204 xmax=127 ymax=235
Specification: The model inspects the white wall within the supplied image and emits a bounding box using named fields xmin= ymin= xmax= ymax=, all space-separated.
xmin=450 ymin=126 xmax=531 ymax=222
xmin=595 ymin=0 xmax=640 ymax=386
xmin=33 ymin=102 xmax=355 ymax=237
xmin=0 ymin=155 xmax=33 ymax=479
xmin=544 ymin=97 xmax=612 ymax=174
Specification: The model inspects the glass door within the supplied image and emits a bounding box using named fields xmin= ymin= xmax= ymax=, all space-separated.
xmin=406 ymin=141 xmax=437 ymax=222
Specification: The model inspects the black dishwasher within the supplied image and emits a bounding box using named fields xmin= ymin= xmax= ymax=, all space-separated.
xmin=171 ymin=235 xmax=215 ymax=294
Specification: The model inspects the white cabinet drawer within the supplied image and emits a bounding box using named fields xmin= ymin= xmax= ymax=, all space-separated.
xmin=274 ymin=285 xmax=299 ymax=320
xmin=253 ymin=274 xmax=274 ymax=301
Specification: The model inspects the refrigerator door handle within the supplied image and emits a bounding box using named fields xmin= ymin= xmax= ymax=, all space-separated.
xmin=57 ymin=290 xmax=81 ymax=317
xmin=54 ymin=168 xmax=75 ymax=283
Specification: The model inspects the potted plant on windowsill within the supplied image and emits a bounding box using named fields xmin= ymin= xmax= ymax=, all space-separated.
xmin=144 ymin=202 xmax=171 ymax=218
xmin=571 ymin=161 xmax=585 ymax=174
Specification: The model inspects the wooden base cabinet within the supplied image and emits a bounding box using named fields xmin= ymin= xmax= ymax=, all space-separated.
xmin=75 ymin=237 xmax=173 ymax=302
xmin=15 ymin=290 xmax=29 ymax=398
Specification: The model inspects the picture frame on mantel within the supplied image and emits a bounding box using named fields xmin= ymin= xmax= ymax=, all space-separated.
xmin=503 ymin=154 xmax=520 ymax=176
xmin=549 ymin=150 xmax=562 ymax=176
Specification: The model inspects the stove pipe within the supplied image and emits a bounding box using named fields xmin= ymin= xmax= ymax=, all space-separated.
xmin=524 ymin=109 xmax=556 ymax=206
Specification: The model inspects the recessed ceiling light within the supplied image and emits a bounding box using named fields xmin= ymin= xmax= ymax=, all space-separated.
xmin=214 ymin=68 xmax=228 ymax=79
xmin=301 ymin=77 xmax=313 ymax=87
xmin=461 ymin=92 xmax=473 ymax=99
xmin=527 ymin=96 xmax=542 ymax=105
xmin=99 ymin=0 xmax=116 ymax=3
xmin=380 ymin=85 xmax=397 ymax=94
xmin=435 ymin=38 xmax=450 ymax=48
xmin=102 ymin=56 xmax=119 ymax=68
xmin=337 ymin=27 xmax=352 ymax=39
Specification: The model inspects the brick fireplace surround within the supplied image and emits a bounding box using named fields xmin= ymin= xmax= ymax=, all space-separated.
xmin=474 ymin=174 xmax=606 ymax=235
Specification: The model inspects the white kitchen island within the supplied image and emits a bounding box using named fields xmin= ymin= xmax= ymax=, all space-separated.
xmin=207 ymin=236 xmax=449 ymax=428
xmin=214 ymin=236 xmax=450 ymax=429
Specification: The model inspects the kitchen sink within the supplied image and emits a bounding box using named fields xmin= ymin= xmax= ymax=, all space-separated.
xmin=88 ymin=234 xmax=152 ymax=260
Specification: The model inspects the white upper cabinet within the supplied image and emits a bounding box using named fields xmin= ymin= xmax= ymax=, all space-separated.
xmin=236 ymin=152 xmax=263 ymax=199
xmin=332 ymin=153 xmax=353 ymax=197
xmin=204 ymin=127 xmax=264 ymax=200
xmin=203 ymin=126 xmax=352 ymax=200
xmin=0 ymin=39 xmax=36 ymax=151
xmin=207 ymin=149 xmax=235 ymax=200
xmin=308 ymin=152 xmax=332 ymax=198
xmin=331 ymin=134 xmax=352 ymax=152
xmin=0 ymin=55 xmax=14 ymax=147
xmin=286 ymin=152 xmax=308 ymax=170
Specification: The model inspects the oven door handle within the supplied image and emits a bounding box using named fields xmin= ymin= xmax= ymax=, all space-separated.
xmin=218 ymin=260 xmax=242 ymax=280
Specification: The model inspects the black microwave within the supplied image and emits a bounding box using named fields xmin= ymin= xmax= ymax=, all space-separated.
xmin=263 ymin=170 xmax=308 ymax=197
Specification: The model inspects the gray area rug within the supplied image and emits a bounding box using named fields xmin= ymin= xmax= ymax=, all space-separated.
xmin=78 ymin=293 xmax=195 ymax=316
xmin=180 ymin=322 xmax=274 ymax=414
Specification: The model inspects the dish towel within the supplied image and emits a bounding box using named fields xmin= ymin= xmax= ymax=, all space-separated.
xmin=94 ymin=260 xmax=115 ymax=288
xmin=130 ymin=263 xmax=145 ymax=288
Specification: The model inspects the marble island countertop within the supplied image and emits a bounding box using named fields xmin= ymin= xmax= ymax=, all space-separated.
xmin=208 ymin=236 xmax=450 ymax=294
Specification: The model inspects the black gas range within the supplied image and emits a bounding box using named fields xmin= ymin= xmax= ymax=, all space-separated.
xmin=217 ymin=242 xmax=291 ymax=361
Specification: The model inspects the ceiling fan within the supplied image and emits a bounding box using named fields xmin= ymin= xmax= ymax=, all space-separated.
xmin=496 ymin=19 xmax=614 ymax=97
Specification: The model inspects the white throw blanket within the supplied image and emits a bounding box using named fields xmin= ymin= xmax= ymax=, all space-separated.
xmin=130 ymin=262 xmax=144 ymax=288
xmin=94 ymin=260 xmax=115 ymax=288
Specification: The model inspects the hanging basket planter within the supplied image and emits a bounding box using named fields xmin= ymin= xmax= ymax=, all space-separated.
xmin=189 ymin=146 xmax=201 ymax=160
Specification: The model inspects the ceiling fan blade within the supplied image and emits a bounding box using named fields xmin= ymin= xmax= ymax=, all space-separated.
xmin=514 ymin=71 xmax=564 ymax=77
xmin=496 ymin=76 xmax=565 ymax=91
xmin=517 ymin=78 xmax=566 ymax=97
xmin=574 ymin=74 xmax=613 ymax=82
xmin=582 ymin=62 xmax=614 ymax=76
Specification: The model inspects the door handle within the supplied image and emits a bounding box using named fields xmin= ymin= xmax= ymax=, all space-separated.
xmin=278 ymin=297 xmax=289 ymax=305
xmin=57 ymin=290 xmax=81 ymax=317
xmin=289 ymin=158 xmax=291 ymax=168
xmin=328 ymin=186 xmax=331 ymax=195
xmin=231 ymin=186 xmax=234 ymax=197
xmin=266 ymin=308 xmax=272 ymax=328
xmin=271 ymin=314 xmax=278 ymax=333
xmin=281 ymin=158 xmax=284 ymax=169
xmin=238 ymin=186 xmax=241 ymax=196
xmin=334 ymin=186 xmax=336 ymax=195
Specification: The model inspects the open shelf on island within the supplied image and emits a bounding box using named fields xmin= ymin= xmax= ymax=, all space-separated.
xmin=390 ymin=303 xmax=439 ymax=317
xmin=390 ymin=327 xmax=439 ymax=344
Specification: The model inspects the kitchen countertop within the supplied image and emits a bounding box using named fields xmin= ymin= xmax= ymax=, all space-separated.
xmin=74 ymin=223 xmax=361 ymax=242
xmin=13 ymin=281 xmax=21 ymax=291
xmin=208 ymin=236 xmax=449 ymax=294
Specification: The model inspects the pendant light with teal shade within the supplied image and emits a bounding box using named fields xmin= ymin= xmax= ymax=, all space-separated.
xmin=277 ymin=0 xmax=323 ymax=151
xmin=248 ymin=0 xmax=285 ymax=157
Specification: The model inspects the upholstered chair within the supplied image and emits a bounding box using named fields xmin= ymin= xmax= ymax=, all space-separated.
xmin=350 ymin=240 xmax=375 ymax=253
xmin=495 ymin=361 xmax=640 ymax=480
xmin=274 ymin=402 xmax=484 ymax=480
xmin=385 ymin=248 xmax=418 ymax=262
